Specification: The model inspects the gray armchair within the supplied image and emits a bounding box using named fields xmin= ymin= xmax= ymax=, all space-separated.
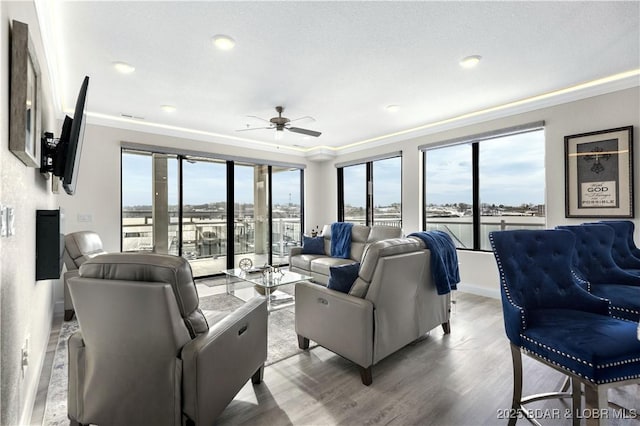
xmin=295 ymin=237 xmax=452 ymax=385
xmin=67 ymin=253 xmax=268 ymax=426
xmin=62 ymin=231 xmax=106 ymax=320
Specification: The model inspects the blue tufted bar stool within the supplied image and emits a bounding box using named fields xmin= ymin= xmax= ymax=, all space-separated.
xmin=557 ymin=224 xmax=640 ymax=322
xmin=490 ymin=229 xmax=640 ymax=426
xmin=597 ymin=220 xmax=640 ymax=275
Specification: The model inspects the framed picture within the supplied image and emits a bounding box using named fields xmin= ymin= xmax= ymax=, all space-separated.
xmin=9 ymin=20 xmax=41 ymax=167
xmin=565 ymin=126 xmax=634 ymax=218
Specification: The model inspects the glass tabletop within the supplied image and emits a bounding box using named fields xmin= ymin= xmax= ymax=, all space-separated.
xmin=221 ymin=268 xmax=312 ymax=288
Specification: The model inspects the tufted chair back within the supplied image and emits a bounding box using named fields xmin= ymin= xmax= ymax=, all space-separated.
xmin=557 ymin=224 xmax=640 ymax=286
xmin=597 ymin=220 xmax=640 ymax=270
xmin=489 ymin=229 xmax=605 ymax=345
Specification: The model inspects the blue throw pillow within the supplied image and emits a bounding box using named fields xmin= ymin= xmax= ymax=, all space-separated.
xmin=327 ymin=262 xmax=360 ymax=294
xmin=302 ymin=236 xmax=324 ymax=255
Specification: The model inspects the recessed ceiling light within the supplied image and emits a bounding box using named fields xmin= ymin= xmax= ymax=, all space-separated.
xmin=460 ymin=55 xmax=482 ymax=69
xmin=386 ymin=104 xmax=400 ymax=113
xmin=113 ymin=61 xmax=135 ymax=74
xmin=161 ymin=105 xmax=176 ymax=113
xmin=212 ymin=34 xmax=235 ymax=51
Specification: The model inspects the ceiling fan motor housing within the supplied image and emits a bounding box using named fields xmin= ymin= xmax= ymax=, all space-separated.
xmin=270 ymin=106 xmax=289 ymax=130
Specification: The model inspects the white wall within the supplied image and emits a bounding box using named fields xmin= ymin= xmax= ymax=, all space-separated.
xmin=316 ymin=87 xmax=640 ymax=298
xmin=1 ymin=2 xmax=60 ymax=425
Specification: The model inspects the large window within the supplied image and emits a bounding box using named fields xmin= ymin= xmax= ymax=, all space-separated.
xmin=423 ymin=125 xmax=545 ymax=250
xmin=338 ymin=154 xmax=402 ymax=227
xmin=122 ymin=147 xmax=304 ymax=277
xmin=271 ymin=166 xmax=303 ymax=264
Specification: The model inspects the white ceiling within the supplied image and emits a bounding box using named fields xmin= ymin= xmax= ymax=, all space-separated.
xmin=39 ymin=1 xmax=639 ymax=157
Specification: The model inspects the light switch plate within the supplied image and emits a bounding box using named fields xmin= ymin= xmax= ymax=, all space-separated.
xmin=6 ymin=206 xmax=15 ymax=236
xmin=0 ymin=205 xmax=6 ymax=237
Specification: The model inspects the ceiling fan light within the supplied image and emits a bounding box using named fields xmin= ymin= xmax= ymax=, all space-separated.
xmin=113 ymin=61 xmax=135 ymax=74
xmin=212 ymin=34 xmax=235 ymax=51
xmin=460 ymin=55 xmax=482 ymax=69
xmin=274 ymin=129 xmax=284 ymax=140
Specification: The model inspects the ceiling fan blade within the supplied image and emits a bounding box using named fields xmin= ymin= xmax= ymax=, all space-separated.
xmin=289 ymin=116 xmax=316 ymax=124
xmin=246 ymin=115 xmax=271 ymax=123
xmin=235 ymin=126 xmax=274 ymax=132
xmin=288 ymin=127 xmax=322 ymax=137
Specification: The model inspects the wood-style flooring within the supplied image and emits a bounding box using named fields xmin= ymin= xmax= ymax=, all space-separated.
xmin=216 ymin=292 xmax=640 ymax=426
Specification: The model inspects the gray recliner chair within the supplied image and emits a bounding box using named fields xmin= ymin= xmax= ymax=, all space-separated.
xmin=62 ymin=231 xmax=107 ymax=320
xmin=67 ymin=252 xmax=268 ymax=426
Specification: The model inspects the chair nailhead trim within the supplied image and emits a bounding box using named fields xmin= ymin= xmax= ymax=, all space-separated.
xmin=522 ymin=334 xmax=640 ymax=383
xmin=521 ymin=346 xmax=594 ymax=383
xmin=490 ymin=234 xmax=527 ymax=329
xmin=521 ymin=335 xmax=593 ymax=367
xmin=611 ymin=305 xmax=640 ymax=315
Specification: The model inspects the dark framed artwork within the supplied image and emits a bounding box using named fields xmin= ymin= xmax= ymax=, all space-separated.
xmin=565 ymin=126 xmax=634 ymax=218
xmin=9 ymin=20 xmax=41 ymax=167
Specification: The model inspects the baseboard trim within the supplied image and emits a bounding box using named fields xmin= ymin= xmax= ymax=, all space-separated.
xmin=457 ymin=283 xmax=500 ymax=300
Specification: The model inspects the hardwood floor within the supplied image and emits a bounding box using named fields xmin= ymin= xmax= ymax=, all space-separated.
xmin=216 ymin=292 xmax=640 ymax=426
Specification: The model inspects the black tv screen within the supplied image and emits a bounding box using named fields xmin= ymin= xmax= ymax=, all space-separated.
xmin=61 ymin=76 xmax=89 ymax=195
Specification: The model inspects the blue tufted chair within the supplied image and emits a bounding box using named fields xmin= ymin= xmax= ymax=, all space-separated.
xmin=597 ymin=220 xmax=640 ymax=274
xmin=557 ymin=224 xmax=640 ymax=322
xmin=490 ymin=229 xmax=640 ymax=426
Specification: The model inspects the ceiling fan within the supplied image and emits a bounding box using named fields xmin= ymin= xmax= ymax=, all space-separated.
xmin=237 ymin=106 xmax=322 ymax=137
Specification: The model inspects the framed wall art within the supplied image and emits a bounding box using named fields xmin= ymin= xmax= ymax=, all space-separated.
xmin=565 ymin=126 xmax=634 ymax=218
xmin=9 ymin=20 xmax=41 ymax=167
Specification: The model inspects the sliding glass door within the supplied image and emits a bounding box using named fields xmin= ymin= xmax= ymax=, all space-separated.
xmin=271 ymin=167 xmax=303 ymax=265
xmin=234 ymin=163 xmax=270 ymax=268
xmin=122 ymin=148 xmax=304 ymax=278
xmin=182 ymin=157 xmax=228 ymax=276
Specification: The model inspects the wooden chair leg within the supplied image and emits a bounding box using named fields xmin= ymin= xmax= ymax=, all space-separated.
xmin=441 ymin=321 xmax=451 ymax=334
xmin=298 ymin=334 xmax=309 ymax=349
xmin=360 ymin=366 xmax=372 ymax=386
xmin=251 ymin=365 xmax=264 ymax=384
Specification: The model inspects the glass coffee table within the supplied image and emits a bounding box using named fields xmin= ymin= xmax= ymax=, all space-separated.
xmin=221 ymin=268 xmax=312 ymax=312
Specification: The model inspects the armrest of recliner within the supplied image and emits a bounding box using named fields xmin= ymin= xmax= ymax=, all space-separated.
xmin=295 ymin=281 xmax=374 ymax=368
xmin=67 ymin=331 xmax=86 ymax=423
xmin=181 ymin=296 xmax=267 ymax=425
xmin=64 ymin=270 xmax=79 ymax=312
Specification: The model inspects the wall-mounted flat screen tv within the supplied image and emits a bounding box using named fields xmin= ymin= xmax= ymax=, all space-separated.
xmin=49 ymin=76 xmax=89 ymax=195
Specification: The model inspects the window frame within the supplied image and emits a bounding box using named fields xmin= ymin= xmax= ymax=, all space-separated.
xmin=422 ymin=123 xmax=545 ymax=251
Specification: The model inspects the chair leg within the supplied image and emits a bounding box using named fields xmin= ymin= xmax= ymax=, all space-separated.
xmin=64 ymin=309 xmax=75 ymax=321
xmin=360 ymin=366 xmax=372 ymax=386
xmin=571 ymin=377 xmax=582 ymax=426
xmin=509 ymin=344 xmax=524 ymax=426
xmin=441 ymin=321 xmax=451 ymax=334
xmin=251 ymin=365 xmax=264 ymax=384
xmin=584 ymin=383 xmax=608 ymax=426
xmin=297 ymin=334 xmax=309 ymax=350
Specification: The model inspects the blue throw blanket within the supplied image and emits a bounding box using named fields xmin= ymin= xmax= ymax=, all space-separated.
xmin=331 ymin=222 xmax=353 ymax=259
xmin=408 ymin=231 xmax=460 ymax=295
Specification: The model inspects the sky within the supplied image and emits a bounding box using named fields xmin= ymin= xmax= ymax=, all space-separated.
xmin=123 ymin=130 xmax=544 ymax=209
xmin=121 ymin=154 xmax=301 ymax=206
xmin=425 ymin=130 xmax=545 ymax=206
